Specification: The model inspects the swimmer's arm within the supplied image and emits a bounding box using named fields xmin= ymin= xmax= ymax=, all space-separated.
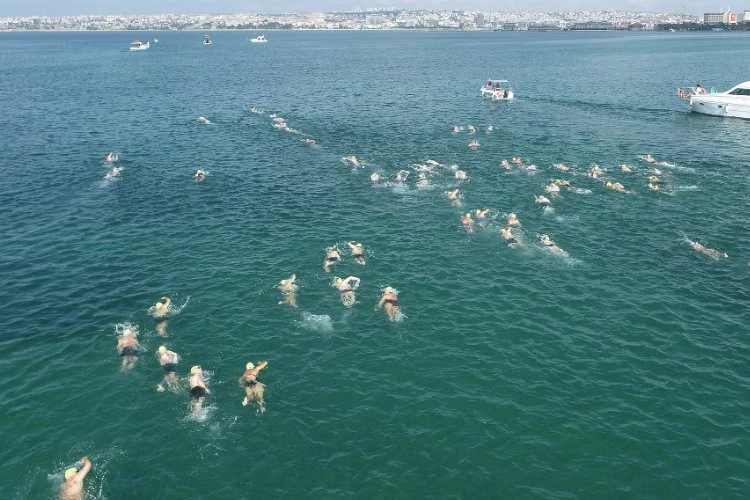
xmin=376 ymin=296 xmax=386 ymax=309
xmin=77 ymin=457 xmax=91 ymax=479
xmin=348 ymin=277 xmax=361 ymax=289
xmin=256 ymin=361 xmax=269 ymax=373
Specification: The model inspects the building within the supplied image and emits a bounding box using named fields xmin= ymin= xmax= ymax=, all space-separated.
xmin=703 ymin=11 xmax=737 ymax=24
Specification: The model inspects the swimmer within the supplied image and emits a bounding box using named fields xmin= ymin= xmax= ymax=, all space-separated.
xmin=553 ymin=163 xmax=569 ymax=172
xmin=60 ymin=456 xmax=91 ymax=500
xmin=540 ymin=234 xmax=565 ymax=255
xmin=446 ymin=189 xmax=461 ymax=203
xmin=188 ymin=365 xmax=210 ymax=414
xmin=341 ymin=155 xmax=360 ymax=166
xmin=197 ymin=116 xmax=211 ymax=124
xmin=554 ymin=179 xmax=570 ymax=187
xmin=467 ymin=124 xmax=476 ymax=133
xmin=323 ymin=246 xmax=341 ymax=273
xmin=156 ymin=345 xmax=180 ymax=392
xmin=525 ymin=164 xmax=538 ymax=174
xmin=507 ymin=212 xmax=521 ymax=227
xmin=272 ymin=121 xmax=287 ymax=129
xmin=685 ymin=237 xmax=728 ymax=260
xmin=648 ymin=182 xmax=660 ymax=191
xmin=588 ymin=164 xmax=603 ymax=179
xmin=105 ymin=166 xmax=123 ymax=179
xmin=347 ymin=241 xmax=366 ymax=265
xmin=486 ymin=125 xmax=494 ymax=133
xmin=151 ymin=296 xmax=171 ymax=336
xmin=468 ymin=139 xmax=479 ymax=149
xmin=249 ymin=106 xmax=263 ymax=114
xmin=426 ymin=159 xmax=441 ymax=167
xmin=194 ymin=169 xmax=206 ymax=181
xmin=333 ymin=275 xmax=361 ymax=307
xmin=395 ymin=169 xmax=410 ymax=182
xmin=500 ymin=159 xmax=511 ymax=170
xmin=512 ymin=156 xmax=522 ymax=165
xmin=647 ymin=175 xmax=661 ymax=184
xmin=415 ymin=173 xmax=429 ymax=187
xmin=272 ymin=116 xmax=285 ymax=124
xmin=500 ymin=226 xmax=520 ymax=246
xmin=376 ymin=286 xmax=402 ymax=322
xmin=651 ymin=168 xmax=662 ymax=175
xmin=452 ymin=125 xmax=460 ymax=133
xmin=605 ymin=181 xmax=627 ymax=193
xmin=455 ymin=170 xmax=469 ymax=181
xmin=278 ymin=274 xmax=298 ymax=307
xmin=544 ymin=183 xmax=561 ymax=195
xmin=302 ymin=138 xmax=316 ymax=145
xmin=370 ymin=172 xmax=382 ymax=183
xmin=116 ymin=325 xmax=140 ymax=371
xmin=645 ymin=154 xmax=655 ymax=163
xmin=535 ymin=194 xmax=551 ymax=207
xmin=105 ymin=152 xmax=118 ymax=163
xmin=621 ymin=164 xmax=632 ymax=173
xmin=461 ymin=212 xmax=474 ymax=233
xmin=239 ymin=361 xmax=269 ymax=412
xmin=475 ymin=208 xmax=492 ymax=227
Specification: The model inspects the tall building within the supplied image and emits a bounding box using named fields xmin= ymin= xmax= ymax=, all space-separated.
xmin=704 ymin=11 xmax=737 ymax=24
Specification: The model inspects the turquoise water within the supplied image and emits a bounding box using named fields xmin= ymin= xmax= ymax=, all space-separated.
xmin=1 ymin=30 xmax=749 ymax=498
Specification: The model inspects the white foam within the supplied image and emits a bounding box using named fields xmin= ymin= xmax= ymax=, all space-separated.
xmin=297 ymin=312 xmax=334 ymax=333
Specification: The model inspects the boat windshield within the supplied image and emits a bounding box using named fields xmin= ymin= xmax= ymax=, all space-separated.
xmin=729 ymin=88 xmax=750 ymax=96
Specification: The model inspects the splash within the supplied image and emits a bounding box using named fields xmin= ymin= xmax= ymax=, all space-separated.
xmin=296 ymin=312 xmax=334 ymax=333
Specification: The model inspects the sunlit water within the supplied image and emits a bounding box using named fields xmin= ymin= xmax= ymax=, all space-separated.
xmin=1 ymin=30 xmax=749 ymax=499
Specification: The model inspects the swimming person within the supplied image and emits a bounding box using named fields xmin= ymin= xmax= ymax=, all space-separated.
xmin=475 ymin=208 xmax=492 ymax=227
xmin=605 ymin=181 xmax=627 ymax=193
xmin=194 ymin=169 xmax=206 ymax=181
xmin=151 ymin=296 xmax=171 ymax=336
xmin=105 ymin=152 xmax=118 ymax=162
xmin=468 ymin=139 xmax=479 ymax=149
xmin=348 ymin=241 xmax=366 ymax=265
xmin=461 ymin=212 xmax=474 ymax=233
xmin=501 ymin=226 xmax=520 ymax=247
xmin=535 ymin=195 xmax=551 ymax=207
xmin=376 ymin=286 xmax=402 ymax=322
xmin=278 ymin=274 xmax=298 ymax=307
xmin=239 ymin=361 xmax=269 ymax=412
xmin=105 ymin=166 xmax=123 ymax=179
xmin=60 ymin=456 xmax=91 ymax=500
xmin=332 ymin=276 xmax=361 ymax=307
xmin=370 ymin=172 xmax=382 ymax=183
xmin=507 ymin=212 xmax=521 ymax=227
xmin=446 ymin=189 xmax=461 ymax=203
xmin=540 ymin=234 xmax=565 ymax=255
xmin=323 ymin=246 xmax=341 ymax=272
xmin=685 ymin=237 xmax=728 ymax=260
xmin=395 ymin=169 xmax=410 ymax=183
xmin=116 ymin=325 xmax=140 ymax=371
xmin=455 ymin=170 xmax=469 ymax=181
xmin=197 ymin=116 xmax=211 ymax=124
xmin=645 ymin=154 xmax=656 ymax=163
xmin=621 ymin=164 xmax=633 ymax=172
xmin=189 ymin=365 xmax=210 ymax=414
xmin=156 ymin=345 xmax=180 ymax=392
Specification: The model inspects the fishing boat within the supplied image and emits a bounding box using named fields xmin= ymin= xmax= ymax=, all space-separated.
xmin=203 ymin=35 xmax=212 ymax=45
xmin=480 ymin=79 xmax=514 ymax=101
xmin=678 ymin=81 xmax=750 ymax=119
xmin=250 ymin=35 xmax=268 ymax=43
xmin=129 ymin=40 xmax=150 ymax=51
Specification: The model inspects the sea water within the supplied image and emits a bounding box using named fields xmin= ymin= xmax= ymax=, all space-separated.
xmin=0 ymin=30 xmax=748 ymax=498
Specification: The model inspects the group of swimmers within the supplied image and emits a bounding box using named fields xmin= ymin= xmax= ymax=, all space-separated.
xmin=277 ymin=241 xmax=403 ymax=320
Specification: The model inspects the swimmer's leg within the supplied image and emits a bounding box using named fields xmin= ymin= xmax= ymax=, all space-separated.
xmin=255 ymin=385 xmax=266 ymax=413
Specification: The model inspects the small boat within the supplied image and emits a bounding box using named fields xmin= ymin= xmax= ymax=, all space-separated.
xmin=678 ymin=81 xmax=750 ymax=119
xmin=481 ymin=79 xmax=514 ymax=101
xmin=203 ymin=35 xmax=212 ymax=45
xmin=250 ymin=35 xmax=268 ymax=43
xmin=129 ymin=40 xmax=150 ymax=51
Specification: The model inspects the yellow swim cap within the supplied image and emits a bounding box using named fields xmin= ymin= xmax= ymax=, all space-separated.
xmin=158 ymin=346 xmax=167 ymax=353
xmin=64 ymin=468 xmax=78 ymax=480
xmin=190 ymin=365 xmax=200 ymax=374
xmin=246 ymin=362 xmax=255 ymax=370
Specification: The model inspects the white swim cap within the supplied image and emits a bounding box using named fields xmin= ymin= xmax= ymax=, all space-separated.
xmin=246 ymin=362 xmax=255 ymax=370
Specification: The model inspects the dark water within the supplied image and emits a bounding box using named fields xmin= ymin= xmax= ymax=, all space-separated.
xmin=1 ymin=30 xmax=749 ymax=499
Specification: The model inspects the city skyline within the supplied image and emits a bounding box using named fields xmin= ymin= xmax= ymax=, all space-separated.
xmin=2 ymin=0 xmax=725 ymax=17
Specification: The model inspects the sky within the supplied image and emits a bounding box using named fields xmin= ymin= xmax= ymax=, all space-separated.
xmin=0 ymin=1 xmax=718 ymax=17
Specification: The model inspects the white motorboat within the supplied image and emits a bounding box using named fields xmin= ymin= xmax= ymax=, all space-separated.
xmin=481 ymin=79 xmax=514 ymax=101
xmin=678 ymin=81 xmax=750 ymax=119
xmin=250 ymin=35 xmax=268 ymax=43
xmin=203 ymin=35 xmax=212 ymax=45
xmin=129 ymin=40 xmax=150 ymax=51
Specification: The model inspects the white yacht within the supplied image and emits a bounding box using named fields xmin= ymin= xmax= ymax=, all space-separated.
xmin=480 ymin=79 xmax=514 ymax=101
xmin=250 ymin=35 xmax=268 ymax=43
xmin=679 ymin=81 xmax=750 ymax=119
xmin=129 ymin=40 xmax=150 ymax=51
xmin=203 ymin=35 xmax=212 ymax=45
